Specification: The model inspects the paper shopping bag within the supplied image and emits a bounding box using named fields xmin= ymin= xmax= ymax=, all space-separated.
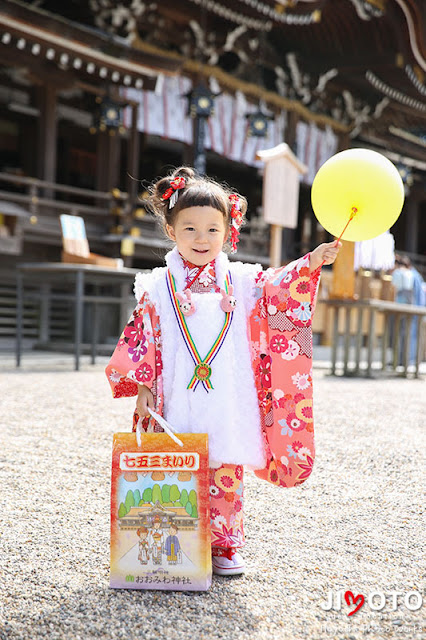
xmin=110 ymin=431 xmax=212 ymax=591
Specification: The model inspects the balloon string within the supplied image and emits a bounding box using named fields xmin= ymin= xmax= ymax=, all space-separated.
xmin=320 ymin=207 xmax=357 ymax=268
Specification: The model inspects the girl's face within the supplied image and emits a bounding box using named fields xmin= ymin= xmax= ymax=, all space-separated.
xmin=166 ymin=206 xmax=228 ymax=266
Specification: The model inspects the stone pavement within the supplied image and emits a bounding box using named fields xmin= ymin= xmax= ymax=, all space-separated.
xmin=0 ymin=358 xmax=425 ymax=640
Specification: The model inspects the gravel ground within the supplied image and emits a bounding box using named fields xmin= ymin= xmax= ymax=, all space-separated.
xmin=0 ymin=363 xmax=425 ymax=640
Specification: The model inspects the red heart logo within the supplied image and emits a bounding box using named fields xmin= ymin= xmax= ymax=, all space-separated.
xmin=344 ymin=590 xmax=365 ymax=616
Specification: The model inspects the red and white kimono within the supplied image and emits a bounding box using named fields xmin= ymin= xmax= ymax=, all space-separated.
xmin=106 ymin=248 xmax=321 ymax=553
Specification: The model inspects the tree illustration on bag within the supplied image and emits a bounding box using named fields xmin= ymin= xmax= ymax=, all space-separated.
xmin=180 ymin=489 xmax=189 ymax=507
xmin=118 ymin=503 xmax=127 ymax=518
xmin=142 ymin=487 xmax=152 ymax=503
xmin=161 ymin=484 xmax=170 ymax=503
xmin=152 ymin=483 xmax=162 ymax=504
xmin=170 ymin=484 xmax=181 ymax=503
xmin=125 ymin=490 xmax=135 ymax=511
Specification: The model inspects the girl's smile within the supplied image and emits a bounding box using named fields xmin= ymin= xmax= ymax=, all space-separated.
xmin=166 ymin=205 xmax=229 ymax=266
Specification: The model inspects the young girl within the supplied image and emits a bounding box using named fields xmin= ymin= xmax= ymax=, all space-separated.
xmin=106 ymin=167 xmax=340 ymax=576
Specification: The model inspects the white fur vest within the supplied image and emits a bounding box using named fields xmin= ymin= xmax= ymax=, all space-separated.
xmin=134 ymin=248 xmax=267 ymax=469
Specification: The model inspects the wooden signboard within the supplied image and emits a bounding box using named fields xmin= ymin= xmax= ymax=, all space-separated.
xmin=257 ymin=143 xmax=307 ymax=267
xmin=257 ymin=143 xmax=307 ymax=228
xmin=60 ymin=214 xmax=90 ymax=257
xmin=60 ymin=213 xmax=120 ymax=268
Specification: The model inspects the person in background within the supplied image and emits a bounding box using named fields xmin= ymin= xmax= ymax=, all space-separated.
xmin=392 ymin=254 xmax=414 ymax=305
xmin=405 ymin=256 xmax=425 ymax=364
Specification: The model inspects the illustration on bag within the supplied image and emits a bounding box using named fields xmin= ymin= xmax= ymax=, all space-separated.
xmin=110 ymin=432 xmax=211 ymax=591
xmin=117 ymin=473 xmax=199 ymax=570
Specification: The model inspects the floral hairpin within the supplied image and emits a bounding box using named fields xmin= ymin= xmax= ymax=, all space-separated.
xmin=229 ymin=194 xmax=243 ymax=253
xmin=161 ymin=176 xmax=186 ymax=209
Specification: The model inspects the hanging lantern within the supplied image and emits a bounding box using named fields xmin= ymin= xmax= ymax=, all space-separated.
xmin=246 ymin=110 xmax=273 ymax=138
xmin=90 ymin=96 xmax=123 ymax=135
xmin=184 ymin=84 xmax=219 ymax=175
xmin=185 ymin=84 xmax=217 ymax=118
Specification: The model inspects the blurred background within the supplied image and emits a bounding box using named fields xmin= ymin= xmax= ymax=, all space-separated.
xmin=0 ymin=0 xmax=425 ymax=365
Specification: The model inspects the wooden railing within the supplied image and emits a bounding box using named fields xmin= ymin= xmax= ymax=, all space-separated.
xmin=0 ymin=172 xmax=116 ymax=218
xmin=0 ymin=171 xmax=271 ymax=260
xmin=324 ymin=298 xmax=426 ymax=378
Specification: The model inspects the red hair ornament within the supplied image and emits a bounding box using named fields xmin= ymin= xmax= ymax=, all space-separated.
xmin=229 ymin=194 xmax=243 ymax=253
xmin=161 ymin=176 xmax=186 ymax=209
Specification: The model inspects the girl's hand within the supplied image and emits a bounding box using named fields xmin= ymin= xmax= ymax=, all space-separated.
xmin=136 ymin=385 xmax=154 ymax=417
xmin=310 ymin=241 xmax=342 ymax=272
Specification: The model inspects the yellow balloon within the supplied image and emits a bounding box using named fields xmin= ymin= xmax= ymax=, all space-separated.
xmin=311 ymin=148 xmax=405 ymax=241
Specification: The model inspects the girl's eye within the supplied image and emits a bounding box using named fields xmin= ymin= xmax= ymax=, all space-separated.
xmin=209 ymin=228 xmax=219 ymax=233
xmin=185 ymin=227 xmax=195 ymax=231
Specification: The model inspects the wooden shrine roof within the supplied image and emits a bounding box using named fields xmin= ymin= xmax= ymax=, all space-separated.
xmin=2 ymin=0 xmax=425 ymax=161
xmin=0 ymin=0 xmax=183 ymax=93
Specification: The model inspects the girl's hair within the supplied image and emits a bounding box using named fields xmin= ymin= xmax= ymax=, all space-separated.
xmin=148 ymin=166 xmax=247 ymax=237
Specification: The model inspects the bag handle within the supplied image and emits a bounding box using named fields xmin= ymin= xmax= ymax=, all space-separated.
xmin=136 ymin=408 xmax=184 ymax=448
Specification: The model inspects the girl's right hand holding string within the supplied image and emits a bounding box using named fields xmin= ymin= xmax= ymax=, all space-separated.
xmin=136 ymin=384 xmax=155 ymax=417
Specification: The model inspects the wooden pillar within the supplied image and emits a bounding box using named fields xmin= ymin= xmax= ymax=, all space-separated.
xmin=338 ymin=132 xmax=350 ymax=152
xmin=193 ymin=116 xmax=207 ymax=176
xmin=282 ymin=110 xmax=299 ymax=261
xmin=301 ymin=205 xmax=312 ymax=255
xmin=37 ymin=83 xmax=57 ymax=192
xmin=126 ymin=102 xmax=140 ymax=210
xmin=286 ymin=110 xmax=299 ymax=152
xmin=96 ymin=130 xmax=121 ymax=193
xmin=330 ymin=240 xmax=355 ymax=299
xmin=107 ymin=132 xmax=121 ymax=189
xmin=96 ymin=132 xmax=109 ymax=192
xmin=270 ymin=226 xmax=283 ymax=268
xmin=404 ymin=195 xmax=419 ymax=254
xmin=21 ymin=118 xmax=37 ymax=177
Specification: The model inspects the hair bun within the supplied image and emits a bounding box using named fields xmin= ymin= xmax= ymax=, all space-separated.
xmin=172 ymin=166 xmax=196 ymax=182
xmin=151 ymin=166 xmax=195 ymax=203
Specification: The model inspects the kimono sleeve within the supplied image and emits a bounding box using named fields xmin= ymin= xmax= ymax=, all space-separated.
xmin=249 ymin=253 xmax=321 ymax=488
xmin=105 ymin=292 xmax=161 ymax=399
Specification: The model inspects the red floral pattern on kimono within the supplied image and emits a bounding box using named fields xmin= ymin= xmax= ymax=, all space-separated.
xmin=181 ymin=255 xmax=220 ymax=294
xmin=250 ymin=256 xmax=321 ymax=488
xmin=105 ymin=291 xmax=164 ymax=432
xmin=209 ymin=464 xmax=245 ymax=551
